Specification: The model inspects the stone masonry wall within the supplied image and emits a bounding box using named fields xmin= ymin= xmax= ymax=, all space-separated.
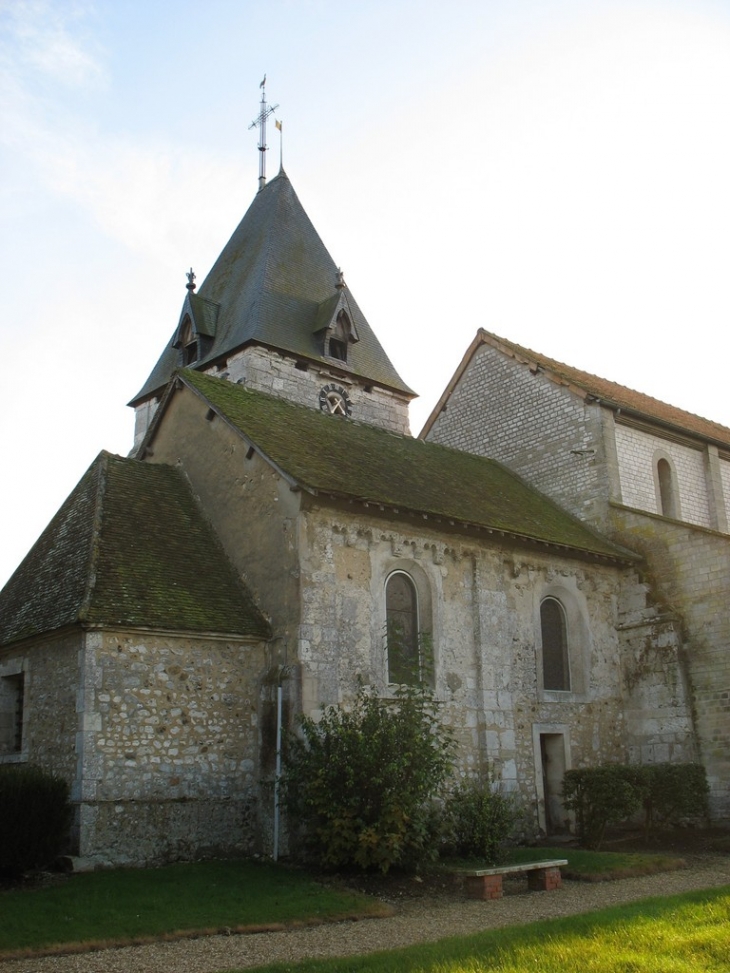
xmin=614 ymin=423 xmax=711 ymax=528
xmin=144 ymin=384 xmax=302 ymax=637
xmin=222 ymin=347 xmax=411 ymax=433
xmin=133 ymin=347 xmax=411 ymax=448
xmin=295 ymin=502 xmax=693 ymax=832
xmin=617 ymin=581 xmax=697 ymax=767
xmin=719 ymin=457 xmax=730 ymax=527
xmin=0 ymin=632 xmax=80 ymax=779
xmin=610 ymin=505 xmax=730 ymax=817
xmin=76 ymin=629 xmax=267 ymax=866
xmin=425 ymin=344 xmax=611 ymax=527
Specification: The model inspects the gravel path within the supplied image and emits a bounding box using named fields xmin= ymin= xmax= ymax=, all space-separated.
xmin=4 ymin=855 xmax=729 ymax=973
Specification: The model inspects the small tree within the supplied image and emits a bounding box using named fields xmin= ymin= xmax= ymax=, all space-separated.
xmin=281 ymin=684 xmax=455 ymax=873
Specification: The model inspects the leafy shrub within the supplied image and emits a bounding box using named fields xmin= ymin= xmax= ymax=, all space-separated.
xmin=0 ymin=765 xmax=72 ymax=876
xmin=281 ymin=684 xmax=455 ymax=873
xmin=563 ymin=766 xmax=641 ymax=849
xmin=637 ymin=763 xmax=710 ymax=833
xmin=563 ymin=762 xmax=710 ymax=848
xmin=442 ymin=777 xmax=517 ymax=865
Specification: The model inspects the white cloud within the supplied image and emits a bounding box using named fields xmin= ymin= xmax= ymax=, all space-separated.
xmin=0 ymin=0 xmax=105 ymax=89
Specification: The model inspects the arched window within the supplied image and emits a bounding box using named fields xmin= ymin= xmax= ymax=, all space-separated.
xmin=656 ymin=457 xmax=678 ymax=519
xmin=385 ymin=572 xmax=421 ymax=684
xmin=540 ymin=597 xmax=570 ymax=691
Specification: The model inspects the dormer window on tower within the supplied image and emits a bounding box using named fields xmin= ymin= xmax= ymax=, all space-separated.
xmin=328 ymin=311 xmax=351 ymax=362
xmin=179 ymin=317 xmax=199 ymax=365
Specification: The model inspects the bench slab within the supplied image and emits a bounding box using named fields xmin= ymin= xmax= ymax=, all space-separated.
xmin=461 ymin=859 xmax=568 ymax=900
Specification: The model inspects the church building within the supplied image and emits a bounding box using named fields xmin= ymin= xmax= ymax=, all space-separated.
xmin=0 ymin=124 xmax=724 ymax=864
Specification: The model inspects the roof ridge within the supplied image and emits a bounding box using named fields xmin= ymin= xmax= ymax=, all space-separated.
xmin=78 ymin=450 xmax=110 ymax=621
xmin=478 ymin=329 xmax=730 ymax=444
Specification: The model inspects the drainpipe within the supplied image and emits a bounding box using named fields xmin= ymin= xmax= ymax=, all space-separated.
xmin=273 ymin=675 xmax=283 ymax=861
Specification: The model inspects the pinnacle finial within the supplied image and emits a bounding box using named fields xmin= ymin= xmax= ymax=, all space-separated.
xmin=249 ymin=77 xmax=279 ymax=192
xmin=335 ymin=268 xmax=346 ymax=290
xmin=186 ymin=268 xmax=196 ymax=292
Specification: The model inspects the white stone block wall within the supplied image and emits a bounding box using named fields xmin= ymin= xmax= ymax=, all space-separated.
xmin=614 ymin=423 xmax=711 ymax=528
xmin=425 ymin=345 xmax=609 ymax=525
xmin=719 ymin=457 xmax=730 ymax=527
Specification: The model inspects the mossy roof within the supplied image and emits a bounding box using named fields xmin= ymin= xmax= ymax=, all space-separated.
xmin=177 ymin=370 xmax=634 ymax=563
xmin=132 ymin=170 xmax=413 ymax=404
xmin=0 ymin=452 xmax=271 ymax=648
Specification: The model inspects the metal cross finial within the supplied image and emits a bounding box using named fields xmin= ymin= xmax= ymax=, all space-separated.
xmin=186 ymin=268 xmax=196 ymax=291
xmin=249 ymin=77 xmax=279 ymax=192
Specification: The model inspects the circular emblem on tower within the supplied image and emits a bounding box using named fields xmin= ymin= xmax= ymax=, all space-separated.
xmin=319 ymin=384 xmax=352 ymax=417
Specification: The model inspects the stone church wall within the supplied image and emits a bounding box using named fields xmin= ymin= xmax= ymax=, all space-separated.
xmin=133 ymin=347 xmax=411 ymax=448
xmin=143 ymin=383 xmax=302 ymax=637
xmin=294 ymin=502 xmax=690 ymax=832
xmin=425 ymin=344 xmax=610 ymax=527
xmin=221 ymin=346 xmax=411 ymax=434
xmin=75 ymin=629 xmax=267 ymax=866
xmin=614 ymin=423 xmax=712 ymax=528
xmin=610 ymin=505 xmax=730 ymax=816
xmin=719 ymin=456 xmax=730 ymax=527
xmin=0 ymin=632 xmax=80 ymax=781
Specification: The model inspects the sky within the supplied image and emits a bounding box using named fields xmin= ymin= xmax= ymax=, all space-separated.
xmin=2 ymin=0 xmax=730 ymax=586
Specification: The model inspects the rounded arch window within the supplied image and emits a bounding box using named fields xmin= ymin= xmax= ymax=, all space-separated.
xmin=385 ymin=571 xmax=428 ymax=685
xmin=540 ymin=597 xmax=570 ymax=691
xmin=656 ymin=457 xmax=678 ymax=519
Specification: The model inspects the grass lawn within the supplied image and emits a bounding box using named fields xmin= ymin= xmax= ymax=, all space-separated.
xmin=506 ymin=845 xmax=686 ymax=880
xmin=234 ymin=886 xmax=730 ymax=973
xmin=0 ymin=848 xmax=714 ymax=964
xmin=0 ymin=859 xmax=388 ymax=957
xmin=443 ymin=846 xmax=687 ymax=881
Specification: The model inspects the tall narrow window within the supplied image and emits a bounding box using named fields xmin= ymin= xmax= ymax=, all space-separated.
xmin=328 ymin=311 xmax=350 ymax=362
xmin=386 ymin=572 xmax=420 ymax=684
xmin=657 ymin=458 xmax=678 ymax=518
xmin=0 ymin=672 xmax=24 ymax=754
xmin=179 ymin=318 xmax=199 ymax=365
xmin=541 ymin=598 xmax=570 ymax=691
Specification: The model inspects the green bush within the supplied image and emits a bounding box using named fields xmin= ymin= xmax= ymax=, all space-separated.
xmin=0 ymin=765 xmax=72 ymax=876
xmin=638 ymin=763 xmax=710 ymax=833
xmin=563 ymin=762 xmax=710 ymax=848
xmin=442 ymin=777 xmax=517 ymax=864
xmin=281 ymin=684 xmax=455 ymax=873
xmin=562 ymin=766 xmax=641 ymax=849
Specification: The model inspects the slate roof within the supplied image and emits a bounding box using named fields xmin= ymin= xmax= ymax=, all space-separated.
xmin=132 ymin=170 xmax=413 ymax=403
xmin=0 ymin=452 xmax=271 ymax=648
xmin=170 ymin=370 xmax=635 ymax=563
xmin=422 ymin=329 xmax=730 ymax=447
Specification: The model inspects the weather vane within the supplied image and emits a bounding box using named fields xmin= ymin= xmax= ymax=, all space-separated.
xmin=249 ymin=75 xmax=279 ymax=192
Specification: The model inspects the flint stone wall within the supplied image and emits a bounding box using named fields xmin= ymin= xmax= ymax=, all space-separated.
xmin=75 ymin=629 xmax=267 ymax=866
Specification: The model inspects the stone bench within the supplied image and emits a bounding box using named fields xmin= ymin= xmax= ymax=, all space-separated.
xmin=460 ymin=859 xmax=568 ymax=900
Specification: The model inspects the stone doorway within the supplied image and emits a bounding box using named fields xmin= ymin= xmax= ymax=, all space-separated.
xmin=540 ymin=732 xmax=568 ymax=834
